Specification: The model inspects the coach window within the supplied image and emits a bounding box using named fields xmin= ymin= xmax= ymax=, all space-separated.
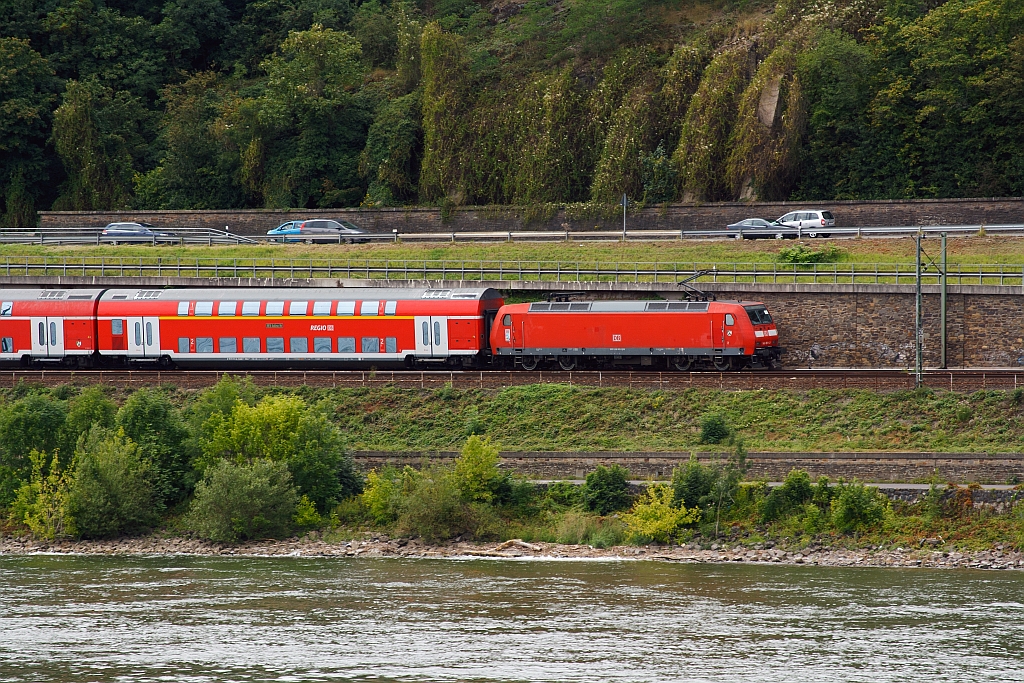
xmin=134 ymin=322 xmax=142 ymax=346
xmin=362 ymin=337 xmax=379 ymax=353
xmin=37 ymin=322 xmax=45 ymax=346
xmin=243 ymin=337 xmax=260 ymax=353
xmin=2 ymin=338 xmax=13 ymax=353
xmin=266 ymin=301 xmax=284 ymax=316
xmin=314 ymin=337 xmax=332 ymax=353
xmin=725 ymin=314 xmax=735 ymax=326
xmin=384 ymin=301 xmax=397 ymax=316
xmin=146 ymin=322 xmax=153 ymax=346
xmin=289 ymin=301 xmax=308 ymax=316
xmin=49 ymin=322 xmax=57 ymax=347
xmin=218 ymin=301 xmax=236 ymax=316
xmin=219 ymin=337 xmax=237 ymax=353
xmin=0 ymin=302 xmax=11 ymax=316
xmin=111 ymin=319 xmax=123 ymax=335
xmin=433 ymin=322 xmax=441 ymax=346
xmin=338 ymin=337 xmax=355 ymax=353
xmin=360 ymin=301 xmax=379 ymax=316
xmin=196 ymin=337 xmax=213 ymax=353
xmin=290 ymin=337 xmax=308 ymax=353
xmin=502 ymin=314 xmax=511 ymax=326
xmin=267 ymin=337 xmax=285 ymax=353
xmin=177 ymin=301 xmax=189 ymax=316
xmin=242 ymin=301 xmax=260 ymax=316
xmin=421 ymin=321 xmax=429 ymax=345
xmin=337 ymin=301 xmax=355 ymax=316
xmin=178 ymin=338 xmax=189 ymax=353
xmin=195 ymin=301 xmax=213 ymax=316
xmin=385 ymin=337 xmax=397 ymax=353
xmin=312 ymin=301 xmax=331 ymax=316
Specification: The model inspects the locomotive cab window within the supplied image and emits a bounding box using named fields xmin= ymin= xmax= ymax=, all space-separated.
xmin=502 ymin=314 xmax=511 ymax=325
xmin=745 ymin=306 xmax=772 ymax=325
xmin=725 ymin=314 xmax=735 ymax=326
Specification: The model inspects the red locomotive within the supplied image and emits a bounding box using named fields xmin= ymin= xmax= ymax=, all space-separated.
xmin=0 ymin=287 xmax=780 ymax=370
xmin=489 ymin=299 xmax=780 ymax=370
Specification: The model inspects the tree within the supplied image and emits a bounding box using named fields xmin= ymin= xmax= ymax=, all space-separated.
xmin=66 ymin=427 xmax=163 ymax=538
xmin=63 ymin=386 xmax=117 ymax=447
xmin=418 ymin=21 xmax=471 ymax=203
xmin=116 ymin=388 xmax=193 ymax=505
xmin=452 ymin=435 xmax=501 ymax=503
xmin=583 ymin=464 xmax=631 ymax=515
xmin=0 ymin=395 xmax=68 ymax=506
xmin=187 ymin=458 xmax=297 ymax=542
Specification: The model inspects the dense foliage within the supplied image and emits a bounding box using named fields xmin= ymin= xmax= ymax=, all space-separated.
xmin=2 ymin=0 xmax=1023 ymax=224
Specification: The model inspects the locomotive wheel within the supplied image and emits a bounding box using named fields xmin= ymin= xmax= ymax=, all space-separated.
xmin=713 ymin=356 xmax=732 ymax=371
xmin=672 ymin=356 xmax=692 ymax=371
xmin=520 ymin=355 xmax=539 ymax=371
xmin=557 ymin=356 xmax=576 ymax=371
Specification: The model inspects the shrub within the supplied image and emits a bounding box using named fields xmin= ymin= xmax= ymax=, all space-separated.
xmin=671 ymin=455 xmax=717 ymax=509
xmin=362 ymin=465 xmax=419 ymax=525
xmin=699 ymin=414 xmax=730 ymax=444
xmin=777 ymin=244 xmax=846 ymax=264
xmin=187 ymin=459 xmax=297 ymax=542
xmin=294 ymin=495 xmax=322 ymax=530
xmin=452 ymin=435 xmax=502 ymax=503
xmin=116 ymin=389 xmax=193 ymax=505
xmin=830 ymin=481 xmax=887 ymax=533
xmin=0 ymin=395 xmax=68 ymax=506
xmin=760 ymin=469 xmax=814 ymax=523
xmin=8 ymin=450 xmax=75 ymax=539
xmin=545 ymin=481 xmax=584 ymax=509
xmin=396 ymin=468 xmax=476 ymax=543
xmin=65 ymin=428 xmax=163 ymax=539
xmin=622 ymin=484 xmax=699 ymax=544
xmin=583 ymin=464 xmax=631 ymax=514
xmin=63 ymin=387 xmax=116 ymax=444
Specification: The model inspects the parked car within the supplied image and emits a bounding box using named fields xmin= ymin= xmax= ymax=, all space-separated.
xmin=100 ymin=222 xmax=173 ymax=242
xmin=267 ymin=219 xmax=368 ymax=244
xmin=774 ymin=210 xmax=835 ymax=237
xmin=726 ymin=218 xmax=796 ymax=239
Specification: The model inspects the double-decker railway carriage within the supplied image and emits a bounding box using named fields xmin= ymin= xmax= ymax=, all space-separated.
xmin=490 ymin=299 xmax=780 ymax=370
xmin=0 ymin=289 xmax=105 ymax=366
xmin=1 ymin=287 xmax=503 ymax=368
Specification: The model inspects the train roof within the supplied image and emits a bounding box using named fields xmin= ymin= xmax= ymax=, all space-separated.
xmin=0 ymin=289 xmax=104 ymax=301
xmin=97 ymin=287 xmax=502 ymax=302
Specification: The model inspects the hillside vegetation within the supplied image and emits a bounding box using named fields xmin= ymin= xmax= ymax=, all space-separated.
xmin=3 ymin=0 xmax=1023 ymax=224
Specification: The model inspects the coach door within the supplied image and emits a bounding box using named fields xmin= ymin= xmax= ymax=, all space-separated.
xmin=414 ymin=316 xmax=449 ymax=357
xmin=30 ymin=317 xmax=64 ymax=358
xmin=127 ymin=317 xmax=160 ymax=357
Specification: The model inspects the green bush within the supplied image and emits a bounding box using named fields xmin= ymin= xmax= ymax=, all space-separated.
xmin=66 ymin=428 xmax=163 ymax=539
xmin=0 ymin=395 xmax=68 ymax=506
xmin=671 ymin=455 xmax=717 ymax=509
xmin=830 ymin=481 xmax=887 ymax=533
xmin=583 ymin=464 xmax=631 ymax=514
xmin=187 ymin=459 xmax=298 ymax=543
xmin=8 ymin=450 xmax=75 ymax=540
xmin=760 ymin=469 xmax=814 ymax=523
xmin=116 ymin=389 xmax=193 ymax=505
xmin=777 ymin=244 xmax=846 ymax=264
xmin=545 ymin=481 xmax=584 ymax=509
xmin=622 ymin=484 xmax=699 ymax=544
xmin=699 ymin=414 xmax=730 ymax=444
xmin=361 ymin=464 xmax=419 ymax=525
xmin=396 ymin=467 xmax=477 ymax=543
xmin=452 ymin=435 xmax=502 ymax=503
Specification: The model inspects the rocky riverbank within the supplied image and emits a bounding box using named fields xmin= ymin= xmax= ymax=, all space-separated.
xmin=1 ymin=533 xmax=1021 ymax=570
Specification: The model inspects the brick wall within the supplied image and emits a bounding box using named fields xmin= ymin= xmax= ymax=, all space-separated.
xmin=38 ymin=197 xmax=1024 ymax=234
xmin=352 ymin=450 xmax=1024 ymax=484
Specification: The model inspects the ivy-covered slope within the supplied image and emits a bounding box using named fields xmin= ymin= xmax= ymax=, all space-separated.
xmin=3 ymin=0 xmax=1023 ymax=223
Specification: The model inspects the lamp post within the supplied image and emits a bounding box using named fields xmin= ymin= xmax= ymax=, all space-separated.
xmin=915 ymin=232 xmax=923 ymax=387
xmin=621 ymin=193 xmax=629 ymax=241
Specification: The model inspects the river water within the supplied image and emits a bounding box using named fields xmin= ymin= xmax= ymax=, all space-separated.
xmin=1 ymin=555 xmax=1022 ymax=682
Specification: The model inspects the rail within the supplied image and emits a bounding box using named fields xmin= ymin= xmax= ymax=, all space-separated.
xmin=3 ymin=255 xmax=1024 ymax=286
xmin=12 ymin=223 xmax=1024 ymax=245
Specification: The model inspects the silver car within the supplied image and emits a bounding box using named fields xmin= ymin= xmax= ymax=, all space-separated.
xmin=774 ymin=210 xmax=835 ymax=238
xmin=726 ymin=218 xmax=797 ymax=240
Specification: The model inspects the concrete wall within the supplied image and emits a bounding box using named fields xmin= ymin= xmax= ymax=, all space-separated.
xmin=38 ymin=197 xmax=1024 ymax=234
xmin=352 ymin=450 xmax=1024 ymax=484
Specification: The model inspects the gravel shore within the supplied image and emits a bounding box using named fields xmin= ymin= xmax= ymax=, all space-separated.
xmin=1 ymin=533 xmax=1021 ymax=569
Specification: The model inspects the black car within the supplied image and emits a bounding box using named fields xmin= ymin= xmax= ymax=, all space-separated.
xmin=725 ymin=218 xmax=797 ymax=240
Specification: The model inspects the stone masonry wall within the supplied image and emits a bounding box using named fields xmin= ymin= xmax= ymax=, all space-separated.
xmin=352 ymin=450 xmax=1024 ymax=484
xmin=38 ymin=197 xmax=1024 ymax=234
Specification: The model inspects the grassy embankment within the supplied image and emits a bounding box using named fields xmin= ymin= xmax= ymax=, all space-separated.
xmin=2 ymin=380 xmax=1023 ymax=550
xmin=5 ymin=235 xmax=1024 ymax=267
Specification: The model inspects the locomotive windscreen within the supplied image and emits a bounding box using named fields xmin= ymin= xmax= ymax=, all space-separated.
xmin=744 ymin=305 xmax=772 ymax=325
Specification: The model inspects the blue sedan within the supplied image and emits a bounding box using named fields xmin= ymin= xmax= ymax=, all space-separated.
xmin=267 ymin=219 xmax=367 ymax=243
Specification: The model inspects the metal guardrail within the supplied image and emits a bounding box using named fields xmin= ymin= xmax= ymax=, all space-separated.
xmin=8 ymin=223 xmax=1024 ymax=245
xmin=2 ymin=256 xmax=1024 ymax=285
xmin=0 ymin=227 xmax=258 ymax=246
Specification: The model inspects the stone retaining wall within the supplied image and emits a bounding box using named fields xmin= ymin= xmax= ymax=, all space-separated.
xmin=38 ymin=197 xmax=1024 ymax=234
xmin=352 ymin=450 xmax=1024 ymax=484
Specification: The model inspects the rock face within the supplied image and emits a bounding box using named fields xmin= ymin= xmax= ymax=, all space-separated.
xmin=0 ymin=534 xmax=1020 ymax=570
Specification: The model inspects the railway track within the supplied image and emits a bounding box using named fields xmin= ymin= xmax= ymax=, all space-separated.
xmin=2 ymin=368 xmax=1024 ymax=391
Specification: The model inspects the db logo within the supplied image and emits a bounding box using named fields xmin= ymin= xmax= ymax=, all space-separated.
xmin=612 ymin=334 xmax=622 ymax=342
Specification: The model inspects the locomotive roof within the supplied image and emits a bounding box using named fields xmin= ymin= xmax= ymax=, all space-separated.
xmin=98 ymin=287 xmax=501 ymax=302
xmin=523 ymin=300 xmax=763 ymax=312
xmin=0 ymin=289 xmax=105 ymax=301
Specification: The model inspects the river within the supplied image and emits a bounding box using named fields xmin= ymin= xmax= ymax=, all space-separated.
xmin=1 ymin=555 xmax=1022 ymax=682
